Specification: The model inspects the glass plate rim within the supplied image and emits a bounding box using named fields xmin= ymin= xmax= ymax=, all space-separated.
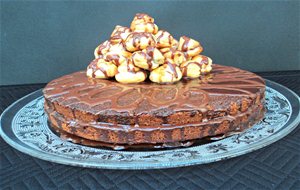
xmin=0 ymin=79 xmax=300 ymax=170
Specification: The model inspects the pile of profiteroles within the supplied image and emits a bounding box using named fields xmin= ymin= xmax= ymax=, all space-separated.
xmin=86 ymin=13 xmax=213 ymax=84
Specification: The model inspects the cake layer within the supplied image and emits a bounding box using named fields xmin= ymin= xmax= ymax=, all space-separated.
xmin=46 ymin=102 xmax=265 ymax=144
xmin=43 ymin=64 xmax=265 ymax=127
xmin=49 ymin=122 xmax=250 ymax=150
xmin=49 ymin=123 xmax=208 ymax=150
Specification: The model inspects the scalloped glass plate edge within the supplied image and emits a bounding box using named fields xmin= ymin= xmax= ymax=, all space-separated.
xmin=0 ymin=79 xmax=300 ymax=170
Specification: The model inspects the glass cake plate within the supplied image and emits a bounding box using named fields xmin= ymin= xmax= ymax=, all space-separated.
xmin=1 ymin=80 xmax=299 ymax=170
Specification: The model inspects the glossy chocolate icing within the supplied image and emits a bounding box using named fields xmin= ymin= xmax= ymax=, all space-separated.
xmin=44 ymin=64 xmax=265 ymax=147
xmin=44 ymin=64 xmax=265 ymax=116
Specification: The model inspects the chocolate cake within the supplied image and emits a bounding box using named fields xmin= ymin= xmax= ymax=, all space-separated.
xmin=43 ymin=13 xmax=265 ymax=149
xmin=44 ymin=64 xmax=265 ymax=149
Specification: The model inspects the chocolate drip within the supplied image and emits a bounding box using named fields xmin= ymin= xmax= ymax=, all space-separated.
xmin=110 ymin=26 xmax=129 ymax=42
xmin=156 ymin=30 xmax=173 ymax=46
xmin=166 ymin=59 xmax=179 ymax=78
xmin=168 ymin=34 xmax=173 ymax=45
xmin=166 ymin=48 xmax=178 ymax=60
xmin=146 ymin=46 xmax=154 ymax=57
xmin=98 ymin=67 xmax=108 ymax=78
xmin=110 ymin=34 xmax=122 ymax=42
xmin=156 ymin=31 xmax=165 ymax=45
xmin=136 ymin=13 xmax=148 ymax=19
xmin=181 ymin=36 xmax=190 ymax=51
xmin=171 ymin=51 xmax=175 ymax=59
xmin=145 ymin=46 xmax=155 ymax=69
xmin=182 ymin=61 xmax=202 ymax=77
xmin=130 ymin=32 xmax=154 ymax=50
xmin=97 ymin=41 xmax=110 ymax=55
xmin=201 ymin=56 xmax=209 ymax=65
xmin=88 ymin=58 xmax=108 ymax=78
xmin=132 ymin=47 xmax=156 ymax=70
xmin=106 ymin=54 xmax=121 ymax=66
xmin=127 ymin=62 xmax=132 ymax=72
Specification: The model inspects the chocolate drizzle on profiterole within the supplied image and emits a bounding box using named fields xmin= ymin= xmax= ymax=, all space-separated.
xmin=129 ymin=32 xmax=156 ymax=50
xmin=181 ymin=36 xmax=190 ymax=52
xmin=156 ymin=30 xmax=174 ymax=47
xmin=166 ymin=59 xmax=179 ymax=78
xmin=132 ymin=47 xmax=155 ymax=70
xmin=105 ymin=54 xmax=121 ymax=66
xmin=181 ymin=61 xmax=202 ymax=77
xmin=87 ymin=58 xmax=109 ymax=78
xmin=201 ymin=56 xmax=208 ymax=65
xmin=136 ymin=13 xmax=154 ymax=22
xmin=144 ymin=46 xmax=156 ymax=69
xmin=96 ymin=41 xmax=110 ymax=56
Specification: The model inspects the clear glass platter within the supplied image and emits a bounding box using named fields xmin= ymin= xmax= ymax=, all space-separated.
xmin=1 ymin=80 xmax=299 ymax=170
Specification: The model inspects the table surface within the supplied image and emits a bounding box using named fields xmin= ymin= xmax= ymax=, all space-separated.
xmin=1 ymin=71 xmax=300 ymax=190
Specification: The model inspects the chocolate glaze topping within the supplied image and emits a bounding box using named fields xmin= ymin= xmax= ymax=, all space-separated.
xmin=44 ymin=64 xmax=265 ymax=117
xmin=44 ymin=64 xmax=265 ymax=147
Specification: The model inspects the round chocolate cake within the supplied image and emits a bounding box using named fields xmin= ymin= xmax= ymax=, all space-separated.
xmin=44 ymin=64 xmax=265 ymax=149
xmin=44 ymin=13 xmax=265 ymax=149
